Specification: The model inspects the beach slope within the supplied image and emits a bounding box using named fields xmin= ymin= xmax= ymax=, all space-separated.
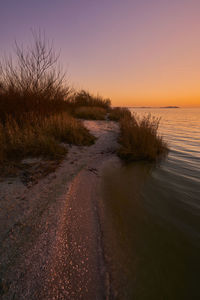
xmin=0 ymin=120 xmax=119 ymax=299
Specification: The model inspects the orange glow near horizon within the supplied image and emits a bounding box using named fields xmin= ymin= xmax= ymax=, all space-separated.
xmin=63 ymin=1 xmax=200 ymax=108
xmin=1 ymin=1 xmax=200 ymax=108
xmin=81 ymin=77 xmax=200 ymax=107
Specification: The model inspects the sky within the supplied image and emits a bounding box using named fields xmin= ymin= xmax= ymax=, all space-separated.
xmin=1 ymin=0 xmax=200 ymax=107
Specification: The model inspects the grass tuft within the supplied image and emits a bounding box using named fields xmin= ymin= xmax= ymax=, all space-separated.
xmin=118 ymin=113 xmax=168 ymax=161
xmin=74 ymin=106 xmax=107 ymax=120
xmin=71 ymin=90 xmax=111 ymax=109
xmin=0 ymin=113 xmax=95 ymax=164
xmin=109 ymin=107 xmax=132 ymax=121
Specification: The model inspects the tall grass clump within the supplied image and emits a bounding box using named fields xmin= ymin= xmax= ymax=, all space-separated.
xmin=118 ymin=113 xmax=168 ymax=161
xmin=0 ymin=113 xmax=95 ymax=163
xmin=74 ymin=106 xmax=106 ymax=120
xmin=109 ymin=107 xmax=132 ymax=121
xmin=41 ymin=113 xmax=95 ymax=145
xmin=70 ymin=90 xmax=111 ymax=110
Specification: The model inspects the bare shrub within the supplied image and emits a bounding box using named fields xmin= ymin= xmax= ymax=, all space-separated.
xmin=0 ymin=30 xmax=71 ymax=121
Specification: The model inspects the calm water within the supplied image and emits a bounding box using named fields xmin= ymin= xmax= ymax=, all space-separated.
xmin=102 ymin=108 xmax=200 ymax=299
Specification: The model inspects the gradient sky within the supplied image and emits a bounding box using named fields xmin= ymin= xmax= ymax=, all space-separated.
xmin=1 ymin=0 xmax=200 ymax=106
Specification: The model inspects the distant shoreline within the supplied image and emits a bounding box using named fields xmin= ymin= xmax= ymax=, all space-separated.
xmin=128 ymin=106 xmax=180 ymax=109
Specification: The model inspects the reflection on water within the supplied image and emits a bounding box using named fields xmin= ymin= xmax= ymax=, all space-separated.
xmin=101 ymin=108 xmax=200 ymax=299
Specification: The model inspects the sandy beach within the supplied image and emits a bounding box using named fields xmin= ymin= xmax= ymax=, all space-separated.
xmin=0 ymin=120 xmax=119 ymax=299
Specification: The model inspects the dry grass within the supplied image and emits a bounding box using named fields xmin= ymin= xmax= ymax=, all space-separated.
xmin=0 ymin=33 xmax=96 ymax=173
xmin=70 ymin=90 xmax=111 ymax=110
xmin=74 ymin=106 xmax=107 ymax=120
xmin=0 ymin=31 xmax=72 ymax=122
xmin=109 ymin=107 xmax=132 ymax=121
xmin=0 ymin=112 xmax=95 ymax=164
xmin=0 ymin=33 xmax=169 ymax=173
xmin=118 ymin=113 xmax=168 ymax=161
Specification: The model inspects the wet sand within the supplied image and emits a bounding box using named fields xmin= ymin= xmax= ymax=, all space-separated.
xmin=0 ymin=120 xmax=119 ymax=299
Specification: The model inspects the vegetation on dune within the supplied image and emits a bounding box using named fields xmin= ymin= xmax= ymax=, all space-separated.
xmin=68 ymin=90 xmax=111 ymax=120
xmin=71 ymin=90 xmax=111 ymax=110
xmin=109 ymin=107 xmax=132 ymax=121
xmin=0 ymin=31 xmax=168 ymax=170
xmin=74 ymin=106 xmax=107 ymax=120
xmin=0 ymin=32 xmax=95 ymax=167
xmin=0 ymin=113 xmax=95 ymax=163
xmin=118 ymin=113 xmax=168 ymax=161
xmin=0 ymin=31 xmax=72 ymax=121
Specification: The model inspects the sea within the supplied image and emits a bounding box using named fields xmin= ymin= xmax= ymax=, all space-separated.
xmin=101 ymin=107 xmax=200 ymax=300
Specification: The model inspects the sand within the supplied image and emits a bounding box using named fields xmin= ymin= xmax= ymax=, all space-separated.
xmin=0 ymin=120 xmax=119 ymax=299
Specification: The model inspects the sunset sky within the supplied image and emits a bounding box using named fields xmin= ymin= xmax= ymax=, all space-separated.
xmin=1 ymin=0 xmax=200 ymax=107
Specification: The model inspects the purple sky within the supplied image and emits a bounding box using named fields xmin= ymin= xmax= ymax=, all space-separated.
xmin=1 ymin=0 xmax=200 ymax=106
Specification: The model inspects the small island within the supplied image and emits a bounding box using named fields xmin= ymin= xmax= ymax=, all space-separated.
xmin=131 ymin=106 xmax=180 ymax=109
xmin=161 ymin=106 xmax=180 ymax=108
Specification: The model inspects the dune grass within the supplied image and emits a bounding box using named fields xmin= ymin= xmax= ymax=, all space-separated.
xmin=71 ymin=90 xmax=111 ymax=110
xmin=74 ymin=106 xmax=107 ymax=120
xmin=67 ymin=90 xmax=111 ymax=118
xmin=0 ymin=32 xmax=168 ymax=172
xmin=0 ymin=113 xmax=95 ymax=164
xmin=0 ymin=32 xmax=96 ymax=170
xmin=109 ymin=107 xmax=132 ymax=121
xmin=118 ymin=113 xmax=168 ymax=161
